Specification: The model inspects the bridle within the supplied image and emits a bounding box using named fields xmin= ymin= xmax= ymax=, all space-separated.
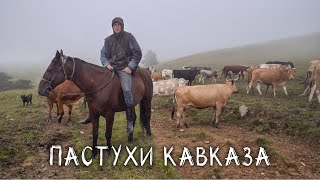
xmin=41 ymin=55 xmax=75 ymax=93
xmin=41 ymin=55 xmax=114 ymax=96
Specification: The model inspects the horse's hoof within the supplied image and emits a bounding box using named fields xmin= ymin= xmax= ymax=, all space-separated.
xmin=127 ymin=133 xmax=134 ymax=144
xmin=184 ymin=122 xmax=189 ymax=128
xmin=176 ymin=124 xmax=180 ymax=128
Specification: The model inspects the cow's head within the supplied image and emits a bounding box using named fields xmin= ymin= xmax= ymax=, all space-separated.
xmin=178 ymin=78 xmax=189 ymax=86
xmin=225 ymin=75 xmax=239 ymax=93
xmin=285 ymin=68 xmax=295 ymax=80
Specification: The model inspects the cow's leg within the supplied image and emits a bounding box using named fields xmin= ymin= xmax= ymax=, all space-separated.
xmin=67 ymin=105 xmax=73 ymax=121
xmin=256 ymin=82 xmax=263 ymax=95
xmin=213 ymin=77 xmax=217 ymax=84
xmin=57 ymin=102 xmax=64 ymax=123
xmin=282 ymin=85 xmax=289 ymax=98
xmin=183 ymin=108 xmax=189 ymax=128
xmin=265 ymin=85 xmax=270 ymax=94
xmin=273 ymin=85 xmax=277 ymax=98
xmin=299 ymin=86 xmax=310 ymax=96
xmin=309 ymin=83 xmax=317 ymax=102
xmin=199 ymin=75 xmax=202 ymax=83
xmin=176 ymin=106 xmax=184 ymax=128
xmin=105 ymin=111 xmax=115 ymax=157
xmin=214 ymin=103 xmax=223 ymax=128
xmin=55 ymin=103 xmax=59 ymax=116
xmin=211 ymin=107 xmax=216 ymax=126
xmin=247 ymin=81 xmax=253 ymax=94
xmin=202 ymin=76 xmax=205 ymax=84
xmin=48 ymin=101 xmax=53 ymax=122
xmin=316 ymin=89 xmax=320 ymax=103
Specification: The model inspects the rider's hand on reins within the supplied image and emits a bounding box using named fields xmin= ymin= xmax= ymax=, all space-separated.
xmin=123 ymin=67 xmax=132 ymax=74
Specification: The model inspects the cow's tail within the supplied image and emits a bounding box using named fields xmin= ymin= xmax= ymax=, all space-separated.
xmin=171 ymin=89 xmax=177 ymax=120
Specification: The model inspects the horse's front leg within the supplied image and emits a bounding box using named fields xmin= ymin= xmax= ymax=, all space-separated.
xmin=105 ymin=111 xmax=115 ymax=158
xmin=91 ymin=112 xmax=100 ymax=159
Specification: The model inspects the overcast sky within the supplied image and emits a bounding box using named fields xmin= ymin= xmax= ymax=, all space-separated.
xmin=0 ymin=0 xmax=319 ymax=67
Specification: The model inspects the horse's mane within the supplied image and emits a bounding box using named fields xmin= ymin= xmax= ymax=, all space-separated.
xmin=70 ymin=57 xmax=108 ymax=73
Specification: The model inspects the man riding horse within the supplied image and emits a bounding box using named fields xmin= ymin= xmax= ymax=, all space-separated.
xmin=79 ymin=17 xmax=142 ymax=141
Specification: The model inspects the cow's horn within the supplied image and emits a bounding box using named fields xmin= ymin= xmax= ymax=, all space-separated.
xmin=234 ymin=75 xmax=240 ymax=81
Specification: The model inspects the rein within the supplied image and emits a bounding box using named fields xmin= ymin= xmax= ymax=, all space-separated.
xmin=41 ymin=56 xmax=115 ymax=96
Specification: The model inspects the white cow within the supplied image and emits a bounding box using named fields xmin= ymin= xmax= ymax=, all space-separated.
xmin=199 ymin=70 xmax=219 ymax=84
xmin=259 ymin=64 xmax=290 ymax=70
xmin=161 ymin=69 xmax=173 ymax=79
xmin=153 ymin=78 xmax=189 ymax=96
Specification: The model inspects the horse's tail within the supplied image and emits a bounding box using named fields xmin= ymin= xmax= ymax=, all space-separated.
xmin=171 ymin=90 xmax=177 ymax=120
xmin=139 ymin=68 xmax=153 ymax=137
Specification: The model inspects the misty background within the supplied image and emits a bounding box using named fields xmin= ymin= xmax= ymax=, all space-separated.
xmin=0 ymin=0 xmax=320 ymax=71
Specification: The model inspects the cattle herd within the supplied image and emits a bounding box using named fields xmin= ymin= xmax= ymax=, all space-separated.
xmin=24 ymin=60 xmax=319 ymax=129
xmin=149 ymin=60 xmax=320 ymax=127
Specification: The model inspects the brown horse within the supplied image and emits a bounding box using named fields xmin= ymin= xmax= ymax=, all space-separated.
xmin=38 ymin=50 xmax=153 ymax=158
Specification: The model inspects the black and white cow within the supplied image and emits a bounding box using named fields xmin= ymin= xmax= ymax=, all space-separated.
xmin=172 ymin=69 xmax=198 ymax=86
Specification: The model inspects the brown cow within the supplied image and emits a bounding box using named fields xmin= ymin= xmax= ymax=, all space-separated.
xmin=221 ymin=65 xmax=249 ymax=80
xmin=171 ymin=76 xmax=239 ymax=128
xmin=151 ymin=72 xmax=164 ymax=81
xmin=248 ymin=65 xmax=289 ymax=94
xmin=46 ymin=80 xmax=84 ymax=122
xmin=247 ymin=68 xmax=295 ymax=97
xmin=308 ymin=64 xmax=320 ymax=103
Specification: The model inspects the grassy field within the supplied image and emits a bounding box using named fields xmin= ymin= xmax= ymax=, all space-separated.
xmin=1 ymin=32 xmax=320 ymax=178
xmin=1 ymin=59 xmax=319 ymax=178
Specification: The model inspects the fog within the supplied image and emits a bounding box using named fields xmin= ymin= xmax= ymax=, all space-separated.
xmin=0 ymin=0 xmax=319 ymax=68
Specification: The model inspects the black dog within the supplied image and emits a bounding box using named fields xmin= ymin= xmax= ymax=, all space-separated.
xmin=21 ymin=94 xmax=32 ymax=107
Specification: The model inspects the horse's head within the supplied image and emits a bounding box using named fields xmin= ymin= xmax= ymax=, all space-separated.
xmin=38 ymin=50 xmax=75 ymax=96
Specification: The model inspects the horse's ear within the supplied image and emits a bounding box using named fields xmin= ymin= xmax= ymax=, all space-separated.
xmin=55 ymin=50 xmax=60 ymax=58
xmin=60 ymin=49 xmax=64 ymax=57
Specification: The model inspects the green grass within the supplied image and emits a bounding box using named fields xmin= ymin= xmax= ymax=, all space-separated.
xmin=0 ymin=89 xmax=46 ymax=178
xmin=0 ymin=88 xmax=178 ymax=178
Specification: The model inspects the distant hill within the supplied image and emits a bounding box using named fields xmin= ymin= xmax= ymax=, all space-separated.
xmin=0 ymin=72 xmax=34 ymax=92
xmin=157 ymin=32 xmax=320 ymax=69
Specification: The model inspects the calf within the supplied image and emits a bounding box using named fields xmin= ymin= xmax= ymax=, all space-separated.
xmin=21 ymin=94 xmax=32 ymax=106
xmin=172 ymin=69 xmax=198 ymax=86
xmin=161 ymin=69 xmax=173 ymax=79
xmin=153 ymin=78 xmax=189 ymax=96
xmin=172 ymin=76 xmax=239 ymax=128
xmin=247 ymin=68 xmax=295 ymax=97
xmin=46 ymin=80 xmax=84 ymax=122
xmin=199 ymin=69 xmax=219 ymax=84
xmin=151 ymin=72 xmax=164 ymax=81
